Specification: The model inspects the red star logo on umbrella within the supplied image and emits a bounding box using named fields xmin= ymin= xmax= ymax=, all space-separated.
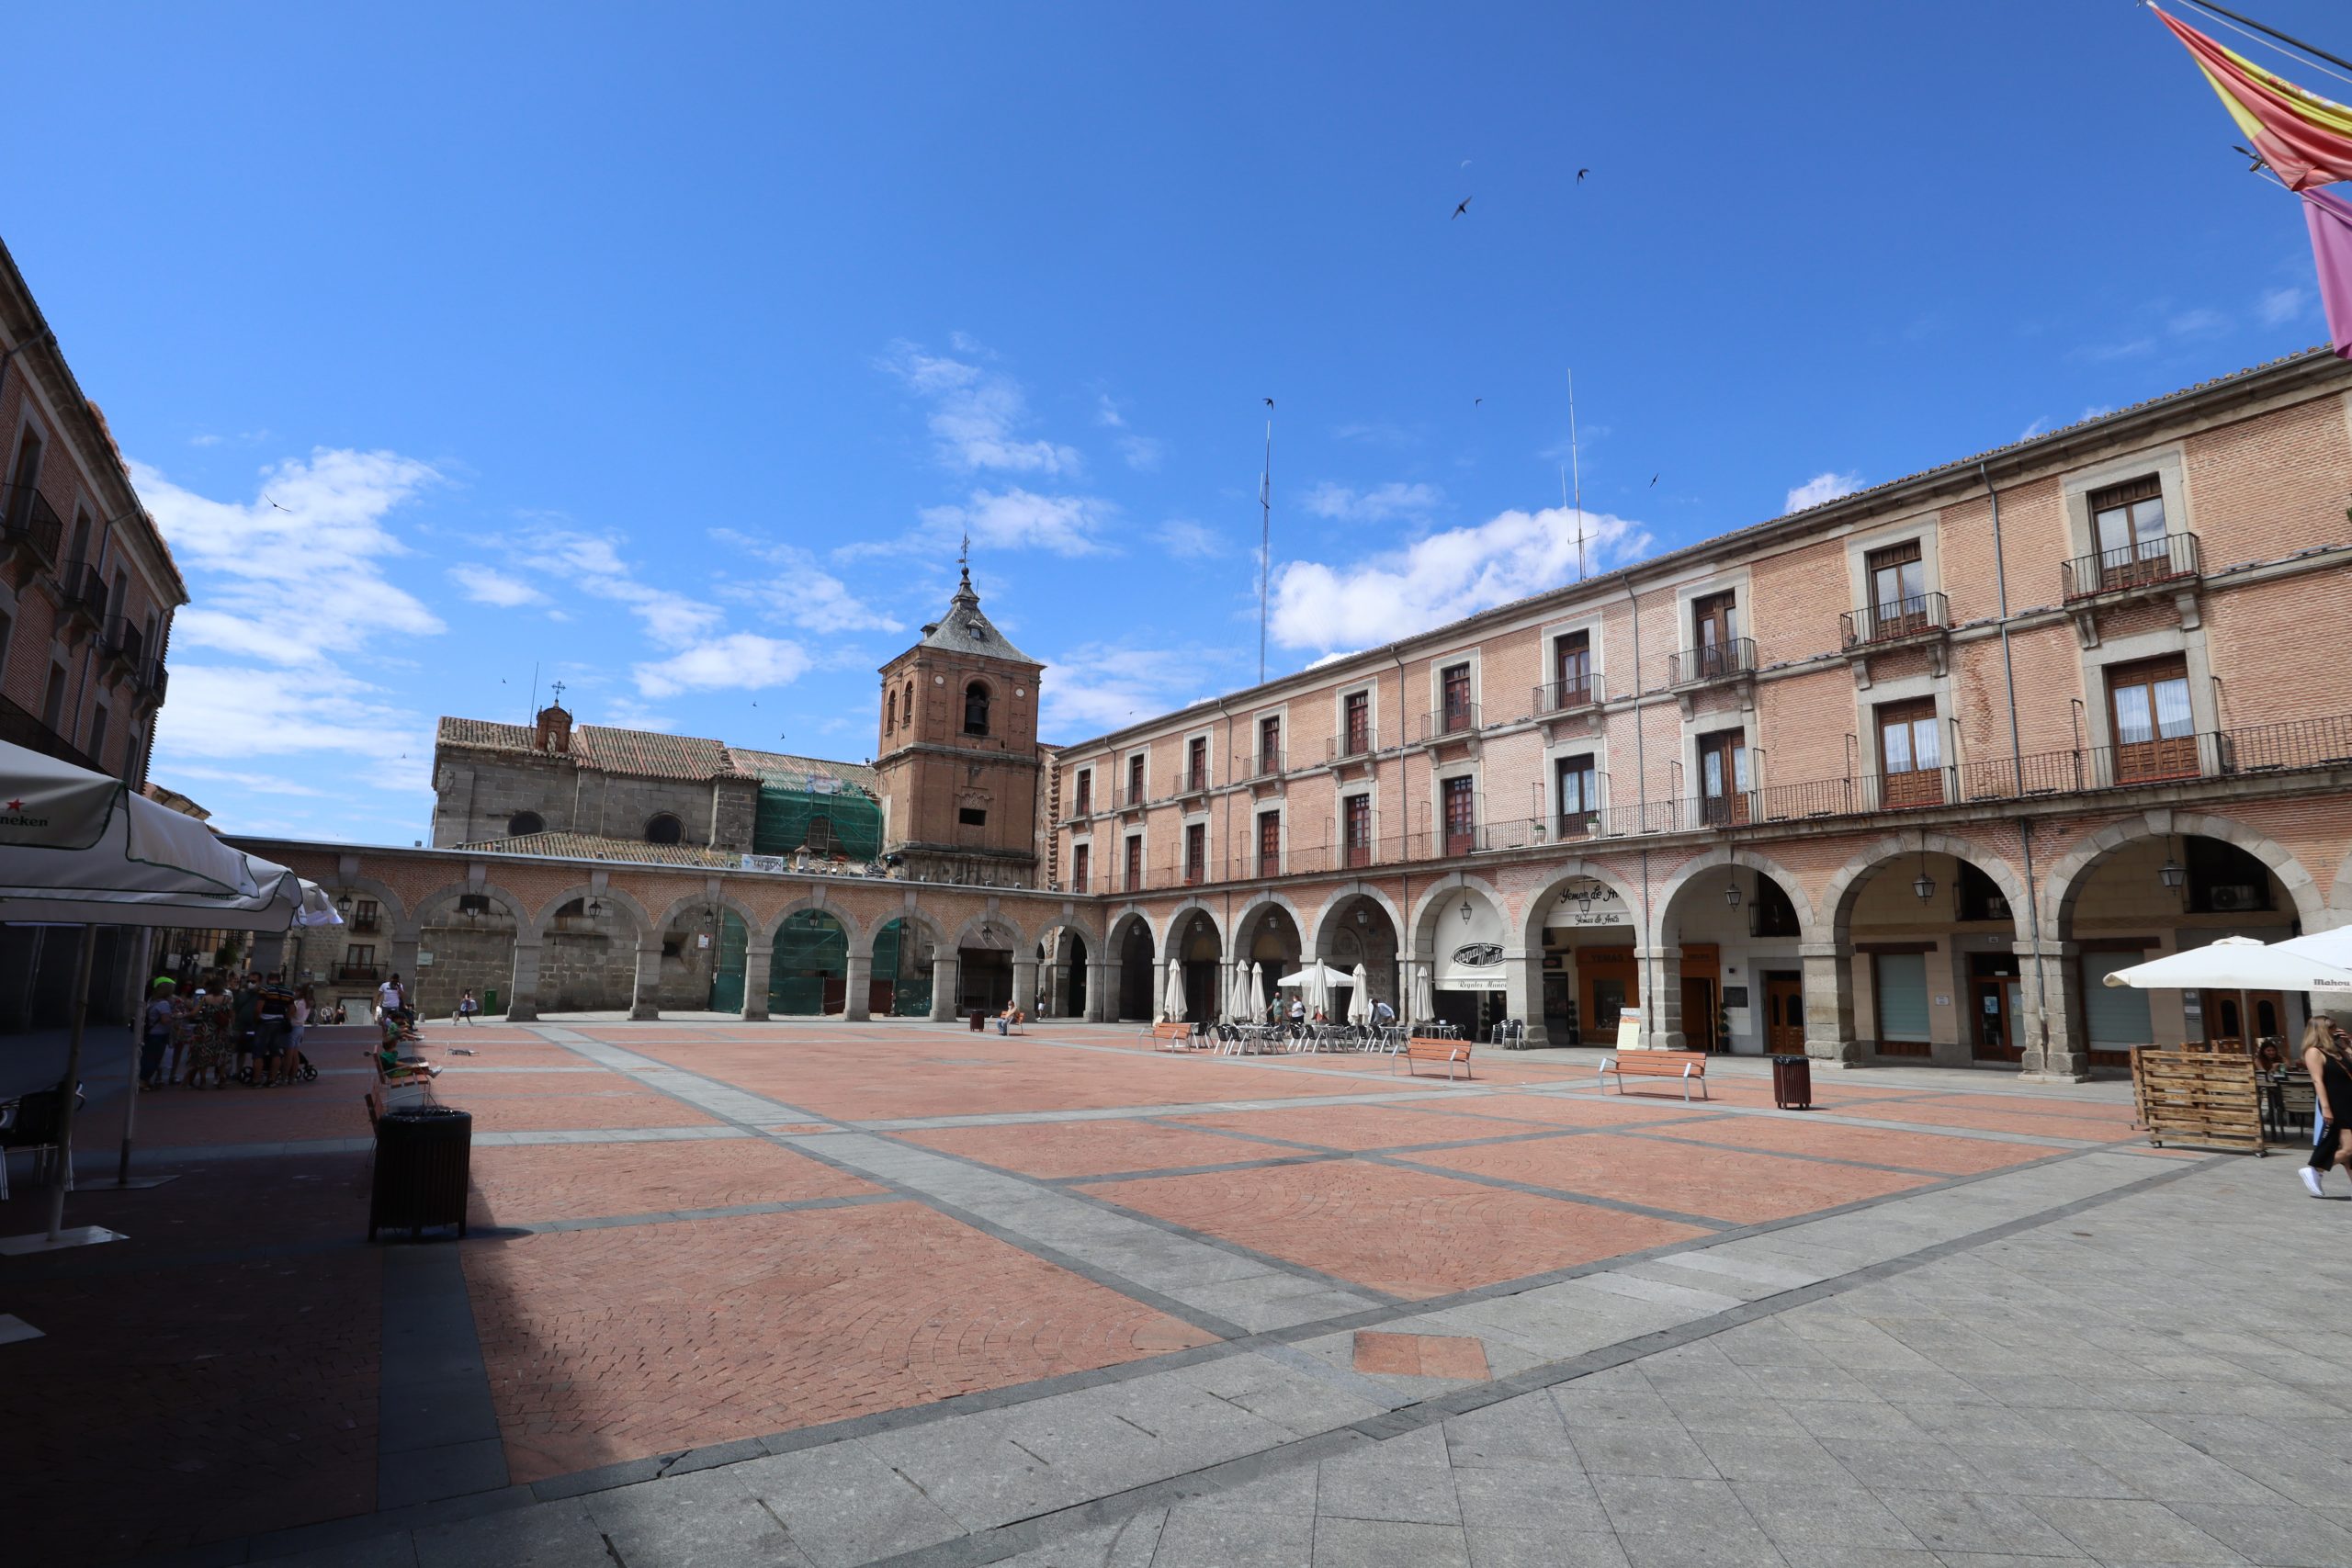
xmin=4 ymin=799 xmax=21 ymax=811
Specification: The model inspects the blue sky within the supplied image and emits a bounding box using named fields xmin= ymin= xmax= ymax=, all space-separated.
xmin=5 ymin=1 xmax=2339 ymax=841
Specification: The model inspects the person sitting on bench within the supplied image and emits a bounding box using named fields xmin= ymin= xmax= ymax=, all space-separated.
xmin=996 ymin=1003 xmax=1026 ymax=1035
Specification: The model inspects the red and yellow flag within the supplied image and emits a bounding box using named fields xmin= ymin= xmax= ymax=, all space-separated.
xmin=2154 ymin=6 xmax=2352 ymax=189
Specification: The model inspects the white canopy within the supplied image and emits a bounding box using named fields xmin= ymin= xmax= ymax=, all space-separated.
xmin=0 ymin=740 xmax=336 ymax=932
xmin=1275 ymin=962 xmax=1353 ymax=990
xmin=1161 ymin=958 xmax=1188 ymax=1021
xmin=2101 ymin=936 xmax=2352 ymax=993
xmin=1348 ymin=962 xmax=1373 ymax=1025
xmin=2273 ymin=926 xmax=2352 ymax=976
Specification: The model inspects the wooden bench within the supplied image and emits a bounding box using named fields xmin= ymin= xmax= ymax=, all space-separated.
xmin=1396 ymin=1036 xmax=1473 ymax=1082
xmin=1599 ymin=1049 xmax=1710 ymax=1101
xmin=1147 ymin=1021 xmax=1195 ymax=1052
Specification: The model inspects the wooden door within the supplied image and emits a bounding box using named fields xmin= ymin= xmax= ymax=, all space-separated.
xmin=2108 ymin=656 xmax=2198 ymax=784
xmin=1865 ymin=541 xmax=1928 ymax=639
xmin=1698 ymin=730 xmax=1749 ymax=825
xmin=1580 ymin=947 xmax=1638 ymax=1037
xmin=1763 ymin=973 xmax=1805 ymax=1054
xmin=1442 ymin=775 xmax=1476 ymax=856
xmin=1692 ymin=591 xmax=1736 ymax=676
xmin=1681 ymin=976 xmax=1718 ymax=1052
xmin=1877 ymin=699 xmax=1946 ymax=808
xmin=1971 ymin=977 xmax=2022 ymax=1063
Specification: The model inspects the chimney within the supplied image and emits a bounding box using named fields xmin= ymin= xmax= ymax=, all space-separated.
xmin=535 ymin=703 xmax=572 ymax=754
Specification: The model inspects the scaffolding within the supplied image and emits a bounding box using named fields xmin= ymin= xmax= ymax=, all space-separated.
xmin=770 ymin=909 xmax=847 ymax=1014
xmin=751 ymin=774 xmax=882 ymax=862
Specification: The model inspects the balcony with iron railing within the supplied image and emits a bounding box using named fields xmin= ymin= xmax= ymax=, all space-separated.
xmin=1243 ymin=749 xmax=1285 ymax=780
xmin=1840 ymin=592 xmax=1950 ymax=650
xmin=101 ymin=615 xmax=145 ymax=677
xmin=1176 ymin=765 xmax=1212 ymax=796
xmin=55 ymin=558 xmax=105 ymax=630
xmin=1327 ymin=729 xmax=1376 ymax=763
xmin=1121 ymin=782 xmax=1148 ymax=809
xmin=0 ymin=691 xmax=100 ymax=772
xmin=2061 ymin=532 xmax=2201 ymax=602
xmin=334 ymin=963 xmax=385 ymax=984
xmin=1534 ymin=672 xmax=1606 ymax=715
xmin=1415 ymin=702 xmax=1481 ymax=743
xmin=1668 ymin=637 xmax=1756 ymax=687
xmin=0 ymin=482 xmax=63 ymax=569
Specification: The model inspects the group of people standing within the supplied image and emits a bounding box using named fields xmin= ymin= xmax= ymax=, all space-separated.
xmin=139 ymin=970 xmax=334 ymax=1090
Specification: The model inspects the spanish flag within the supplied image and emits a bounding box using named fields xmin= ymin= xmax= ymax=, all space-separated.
xmin=2154 ymin=6 xmax=2352 ymax=190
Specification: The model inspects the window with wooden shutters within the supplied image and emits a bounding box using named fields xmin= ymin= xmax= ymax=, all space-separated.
xmin=1343 ymin=794 xmax=1372 ymax=867
xmin=1071 ymin=843 xmax=1089 ymax=893
xmin=1258 ymin=715 xmax=1282 ymax=774
xmin=2090 ymin=475 xmax=2166 ymax=566
xmin=1555 ymin=753 xmax=1597 ymax=836
xmin=1186 ymin=736 xmax=1207 ymax=791
xmin=1864 ymin=540 xmax=1927 ymax=638
xmin=1124 ymin=834 xmax=1142 ymax=892
xmin=1343 ymin=691 xmax=1370 ymax=755
xmin=1257 ymin=810 xmax=1281 ymax=874
xmin=2106 ymin=654 xmax=2196 ymax=783
xmin=1691 ymin=592 xmax=1736 ymax=675
xmin=1440 ymin=663 xmax=1473 ymax=732
xmin=1126 ymin=753 xmax=1145 ymax=807
xmin=1184 ymin=822 xmax=1206 ymax=884
xmin=1074 ymin=771 xmax=1091 ymax=816
xmin=1552 ymin=631 xmax=1591 ymax=707
xmin=1441 ymin=775 xmax=1476 ymax=856
xmin=1876 ymin=698 xmax=1944 ymax=808
xmin=1696 ymin=729 xmax=1749 ymax=825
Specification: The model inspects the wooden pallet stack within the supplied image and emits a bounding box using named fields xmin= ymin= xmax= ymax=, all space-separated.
xmin=2131 ymin=1048 xmax=2265 ymax=1155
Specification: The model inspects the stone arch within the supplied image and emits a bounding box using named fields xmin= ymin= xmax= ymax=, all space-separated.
xmin=1159 ymin=898 xmax=1226 ymax=962
xmin=1822 ymin=830 xmax=2029 ymax=944
xmin=1229 ymin=893 xmax=1306 ymax=961
xmin=1409 ymin=872 xmax=1510 ymax=961
xmin=2041 ymin=809 xmax=2325 ymax=942
xmin=322 ymin=874 xmax=413 ymax=939
xmin=1650 ymin=844 xmax=1820 ymax=949
xmin=765 ymin=893 xmax=868 ymax=954
xmin=1104 ymin=908 xmax=1156 ymax=955
xmin=952 ymin=908 xmax=1027 ymax=953
xmin=1308 ymin=886 xmax=1407 ymax=960
xmin=872 ymin=906 xmax=948 ymax=962
xmin=2328 ymin=843 xmax=2352 ymax=931
xmin=410 ymin=879 xmax=529 ymax=932
xmin=652 ymin=887 xmax=765 ymax=942
xmin=527 ymin=884 xmax=654 ymax=942
xmin=1514 ymin=858 xmax=1647 ymax=961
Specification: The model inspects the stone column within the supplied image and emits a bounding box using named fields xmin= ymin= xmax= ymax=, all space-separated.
xmin=1637 ymin=946 xmax=1684 ymax=1050
xmin=1085 ymin=961 xmax=1114 ymax=1022
xmin=250 ymin=931 xmax=287 ymax=975
xmin=629 ymin=942 xmax=662 ymax=1021
xmin=842 ymin=953 xmax=872 ymax=1021
xmin=929 ymin=955 xmax=960 ymax=1021
xmin=1800 ymin=941 xmax=1860 ymax=1066
xmin=2015 ymin=939 xmax=2088 ymax=1082
xmin=1150 ymin=959 xmax=1170 ymax=1021
xmin=741 ymin=942 xmax=772 ymax=1021
xmin=390 ymin=936 xmax=421 ymax=994
xmin=1012 ymin=956 xmax=1038 ymax=1016
xmin=506 ymin=941 xmax=542 ymax=1021
xmin=1503 ymin=950 xmax=1547 ymax=1046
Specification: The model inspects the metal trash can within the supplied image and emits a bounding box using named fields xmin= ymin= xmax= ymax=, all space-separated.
xmin=1770 ymin=1053 xmax=1813 ymax=1111
xmin=969 ymin=1009 xmax=986 ymax=1032
xmin=369 ymin=1104 xmax=473 ymax=1241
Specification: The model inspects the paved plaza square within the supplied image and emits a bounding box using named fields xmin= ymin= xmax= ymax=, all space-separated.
xmin=6 ymin=1019 xmax=2349 ymax=1568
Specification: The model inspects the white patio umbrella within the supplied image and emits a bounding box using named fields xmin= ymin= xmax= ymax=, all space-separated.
xmin=2273 ymin=926 xmax=2352 ymax=977
xmin=0 ymin=739 xmax=338 ymax=1247
xmin=1245 ymin=961 xmax=1264 ymax=1020
xmin=2100 ymin=937 xmax=2352 ymax=993
xmin=1161 ymin=959 xmax=1188 ymax=1022
xmin=1348 ymin=963 xmax=1374 ymax=1025
xmin=1274 ymin=962 xmax=1352 ymax=990
xmin=1224 ymin=957 xmax=1249 ymax=1024
xmin=1411 ymin=961 xmax=1436 ymax=1024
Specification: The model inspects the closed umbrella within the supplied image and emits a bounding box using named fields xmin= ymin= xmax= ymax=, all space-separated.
xmin=1224 ymin=957 xmax=1249 ymax=1023
xmin=1246 ymin=961 xmax=1263 ymax=1020
xmin=1161 ymin=958 xmax=1188 ymax=1022
xmin=1349 ymin=963 xmax=1373 ymax=1026
xmin=1411 ymin=961 xmax=1436 ymax=1024
xmin=1304 ymin=962 xmax=1329 ymax=1022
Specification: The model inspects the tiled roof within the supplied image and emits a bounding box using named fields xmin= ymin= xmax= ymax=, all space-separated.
xmin=573 ymin=725 xmax=736 ymax=781
xmin=725 ymin=748 xmax=878 ymax=793
xmin=454 ymin=830 xmax=742 ymax=868
xmin=436 ymin=716 xmax=537 ymax=752
xmin=918 ymin=570 xmax=1035 ymax=665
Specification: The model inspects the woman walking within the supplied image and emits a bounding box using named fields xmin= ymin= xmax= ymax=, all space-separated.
xmin=2300 ymin=1018 xmax=2352 ymax=1198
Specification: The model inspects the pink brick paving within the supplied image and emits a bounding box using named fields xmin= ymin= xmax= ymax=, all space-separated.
xmin=465 ymin=1138 xmax=885 ymax=1226
xmin=1409 ymin=1131 xmax=1936 ymax=1225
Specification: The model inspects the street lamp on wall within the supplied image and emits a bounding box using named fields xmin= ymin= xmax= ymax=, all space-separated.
xmin=2159 ymin=837 xmax=2186 ymax=892
xmin=1459 ymin=899 xmax=1473 ymax=924
xmin=1912 ymin=853 xmax=1937 ymax=903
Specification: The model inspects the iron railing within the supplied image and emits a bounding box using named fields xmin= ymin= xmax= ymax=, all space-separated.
xmin=1840 ymin=592 xmax=1949 ymax=649
xmin=0 ymin=691 xmax=100 ymax=772
xmin=56 ymin=558 xmax=105 ymax=626
xmin=102 ymin=615 xmax=144 ymax=673
xmin=0 ymin=483 xmax=63 ymax=565
xmin=1122 ymin=782 xmax=1148 ymax=809
xmin=1328 ymin=730 xmax=1375 ymax=762
xmin=1668 ymin=637 xmax=1756 ymax=685
xmin=1243 ymin=749 xmax=1285 ymax=779
xmin=334 ymin=963 xmax=384 ymax=983
xmin=1535 ymin=673 xmax=1605 ymax=714
xmin=2061 ymin=532 xmax=2200 ymax=601
xmin=1178 ymin=766 xmax=1211 ymax=795
xmin=1417 ymin=703 xmax=1481 ymax=741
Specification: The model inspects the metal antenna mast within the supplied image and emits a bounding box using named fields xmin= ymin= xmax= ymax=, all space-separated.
xmin=1258 ymin=406 xmax=1273 ymax=684
xmin=1568 ymin=369 xmax=1585 ymax=581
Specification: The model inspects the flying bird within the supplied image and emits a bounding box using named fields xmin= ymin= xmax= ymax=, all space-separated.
xmin=1452 ymin=197 xmax=1472 ymax=220
xmin=1649 ymin=474 xmax=1659 ymax=487
xmin=264 ymin=494 xmax=291 ymax=513
xmin=1577 ymin=169 xmax=1589 ymax=183
xmin=1263 ymin=397 xmax=1274 ymax=408
xmin=1473 ymin=398 xmax=1483 ymax=407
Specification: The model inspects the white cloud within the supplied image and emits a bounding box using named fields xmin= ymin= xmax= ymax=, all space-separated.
xmin=1038 ymin=642 xmax=1243 ymax=737
xmin=2258 ymin=285 xmax=2311 ymax=326
xmin=1115 ymin=434 xmax=1165 ymax=471
xmin=1094 ymin=393 xmax=1127 ymax=428
xmin=880 ymin=339 xmax=1079 ymax=476
xmin=134 ymin=447 xmax=445 ymax=664
xmin=1302 ymin=480 xmax=1444 ymax=523
xmin=153 ymin=663 xmax=432 ymax=795
xmin=1270 ymin=503 xmax=1650 ymax=654
xmin=1784 ymin=471 xmax=1863 ymax=512
xmin=2168 ymin=307 xmax=2229 ymax=337
xmin=451 ymin=565 xmax=547 ymax=607
xmin=517 ymin=526 xmax=725 ymax=646
xmin=711 ymin=530 xmax=902 ymax=633
xmin=909 ymin=487 xmax=1115 ymax=558
xmin=595 ymin=696 xmax=678 ymax=732
xmin=1330 ymin=421 xmax=1416 ymax=447
xmin=633 ymin=633 xmax=811 ymax=698
xmin=166 ymin=765 xmax=326 ymax=797
xmin=2018 ymin=417 xmax=2049 ymax=442
xmin=1161 ymin=520 xmax=1227 ymax=559
xmin=2081 ymin=403 xmax=2116 ymax=421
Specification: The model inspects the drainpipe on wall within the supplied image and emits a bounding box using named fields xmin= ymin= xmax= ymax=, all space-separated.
xmin=1980 ymin=457 xmax=2053 ymax=1069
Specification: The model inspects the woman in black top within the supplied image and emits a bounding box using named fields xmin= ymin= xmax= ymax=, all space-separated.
xmin=2301 ymin=1019 xmax=2352 ymax=1198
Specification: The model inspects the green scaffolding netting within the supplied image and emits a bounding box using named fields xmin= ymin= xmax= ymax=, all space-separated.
xmin=752 ymin=781 xmax=882 ymax=861
xmin=876 ymin=919 xmax=932 ymax=1016
xmin=770 ymin=910 xmax=848 ymax=1015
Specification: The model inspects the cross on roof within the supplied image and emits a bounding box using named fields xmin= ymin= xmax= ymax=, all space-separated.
xmin=958 ymin=531 xmax=970 ymax=574
xmin=549 ymin=680 xmax=567 ymax=705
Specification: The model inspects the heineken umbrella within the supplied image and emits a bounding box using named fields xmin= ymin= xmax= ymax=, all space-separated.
xmin=0 ymin=739 xmax=337 ymax=1250
xmin=1349 ymin=963 xmax=1374 ymax=1025
xmin=1274 ymin=962 xmax=1353 ymax=991
xmin=2100 ymin=937 xmax=2352 ymax=993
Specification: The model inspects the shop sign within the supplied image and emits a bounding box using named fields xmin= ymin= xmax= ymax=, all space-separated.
xmin=1545 ymin=878 xmax=1633 ymax=929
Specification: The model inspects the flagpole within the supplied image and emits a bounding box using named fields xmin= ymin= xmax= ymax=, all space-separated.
xmin=2181 ymin=1 xmax=2352 ymax=79
xmin=1568 ymin=369 xmax=1584 ymax=581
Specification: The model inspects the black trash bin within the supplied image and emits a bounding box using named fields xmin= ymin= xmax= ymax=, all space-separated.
xmin=1770 ymin=1053 xmax=1813 ymax=1111
xmin=969 ymin=1009 xmax=986 ymax=1032
xmin=369 ymin=1104 xmax=473 ymax=1241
